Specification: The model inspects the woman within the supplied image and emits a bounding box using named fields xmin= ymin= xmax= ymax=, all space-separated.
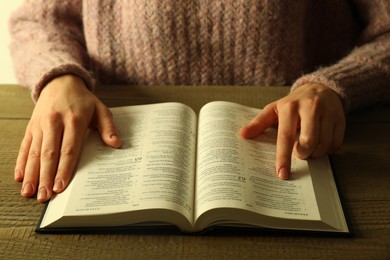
xmin=9 ymin=0 xmax=390 ymax=202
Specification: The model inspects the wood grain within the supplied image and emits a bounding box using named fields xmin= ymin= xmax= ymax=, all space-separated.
xmin=0 ymin=85 xmax=389 ymax=259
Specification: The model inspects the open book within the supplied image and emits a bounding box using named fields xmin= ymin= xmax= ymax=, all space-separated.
xmin=36 ymin=101 xmax=350 ymax=235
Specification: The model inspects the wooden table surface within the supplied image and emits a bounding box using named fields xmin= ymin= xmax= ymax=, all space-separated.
xmin=0 ymin=84 xmax=389 ymax=259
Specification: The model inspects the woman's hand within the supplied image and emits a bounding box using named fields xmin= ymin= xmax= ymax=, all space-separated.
xmin=240 ymin=83 xmax=345 ymax=180
xmin=14 ymin=75 xmax=121 ymax=202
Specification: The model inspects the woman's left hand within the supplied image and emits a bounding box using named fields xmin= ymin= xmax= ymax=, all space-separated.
xmin=240 ymin=83 xmax=346 ymax=180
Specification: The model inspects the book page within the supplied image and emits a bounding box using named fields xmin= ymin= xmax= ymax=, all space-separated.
xmin=195 ymin=101 xmax=320 ymax=222
xmin=42 ymin=103 xmax=197 ymax=227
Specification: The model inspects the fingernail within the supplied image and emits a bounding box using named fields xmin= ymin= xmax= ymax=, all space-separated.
xmin=278 ymin=167 xmax=289 ymax=180
xmin=111 ymin=134 xmax=119 ymax=143
xmin=240 ymin=125 xmax=250 ymax=132
xmin=110 ymin=134 xmax=122 ymax=147
xmin=14 ymin=169 xmax=22 ymax=181
xmin=22 ymin=182 xmax=34 ymax=196
xmin=53 ymin=179 xmax=63 ymax=192
xmin=38 ymin=187 xmax=48 ymax=201
xmin=239 ymin=125 xmax=254 ymax=139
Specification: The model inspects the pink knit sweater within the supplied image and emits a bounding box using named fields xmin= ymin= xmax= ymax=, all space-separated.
xmin=9 ymin=0 xmax=390 ymax=111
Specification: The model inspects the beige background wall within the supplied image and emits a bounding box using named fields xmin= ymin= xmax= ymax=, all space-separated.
xmin=1 ymin=1 xmax=24 ymax=84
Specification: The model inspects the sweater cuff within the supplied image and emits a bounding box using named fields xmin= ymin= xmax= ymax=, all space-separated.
xmin=291 ymin=74 xmax=350 ymax=112
xmin=31 ymin=64 xmax=95 ymax=102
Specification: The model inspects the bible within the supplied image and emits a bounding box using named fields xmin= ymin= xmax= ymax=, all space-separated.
xmin=36 ymin=101 xmax=350 ymax=235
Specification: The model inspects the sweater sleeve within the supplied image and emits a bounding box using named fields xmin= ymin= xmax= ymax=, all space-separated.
xmin=9 ymin=0 xmax=94 ymax=101
xmin=291 ymin=0 xmax=390 ymax=112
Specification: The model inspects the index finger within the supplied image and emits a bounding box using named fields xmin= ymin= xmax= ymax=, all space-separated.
xmin=275 ymin=106 xmax=299 ymax=180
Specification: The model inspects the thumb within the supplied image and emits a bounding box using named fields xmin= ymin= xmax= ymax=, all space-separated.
xmin=94 ymin=101 xmax=122 ymax=148
xmin=239 ymin=103 xmax=279 ymax=139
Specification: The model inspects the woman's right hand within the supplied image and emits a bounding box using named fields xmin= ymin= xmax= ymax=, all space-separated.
xmin=14 ymin=75 xmax=121 ymax=202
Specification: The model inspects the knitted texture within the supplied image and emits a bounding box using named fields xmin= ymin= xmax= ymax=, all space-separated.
xmin=9 ymin=0 xmax=390 ymax=111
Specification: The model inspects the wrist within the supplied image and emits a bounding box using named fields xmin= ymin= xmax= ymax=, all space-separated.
xmin=42 ymin=74 xmax=87 ymax=93
xmin=292 ymin=75 xmax=349 ymax=112
xmin=46 ymin=74 xmax=87 ymax=88
xmin=38 ymin=74 xmax=90 ymax=102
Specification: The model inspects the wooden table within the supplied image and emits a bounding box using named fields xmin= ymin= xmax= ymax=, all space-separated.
xmin=1 ymin=85 xmax=389 ymax=259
